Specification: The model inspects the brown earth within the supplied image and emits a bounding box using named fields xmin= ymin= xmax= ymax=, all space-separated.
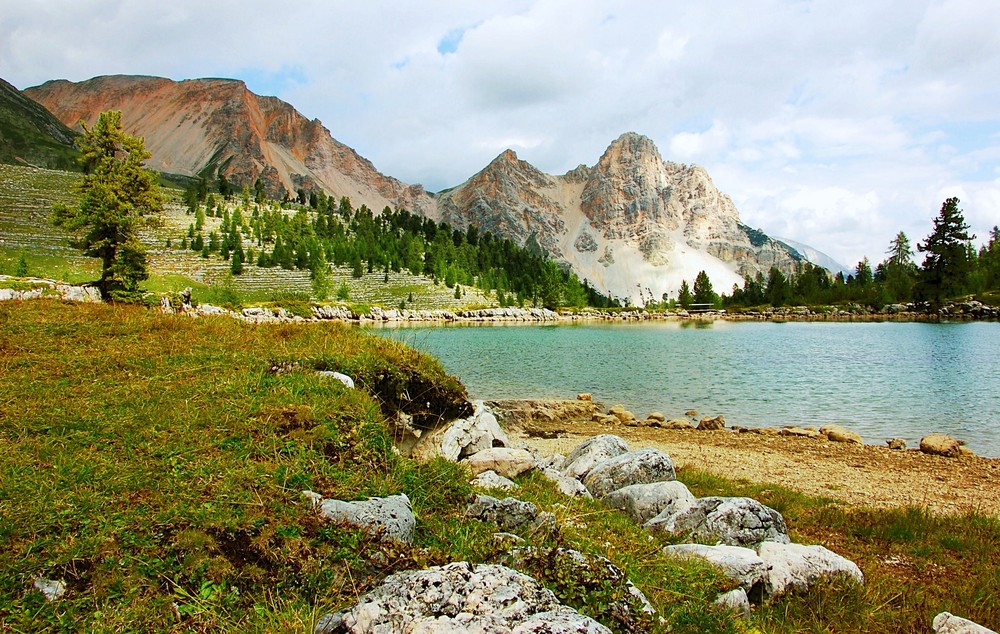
xmin=492 ymin=400 xmax=1000 ymax=516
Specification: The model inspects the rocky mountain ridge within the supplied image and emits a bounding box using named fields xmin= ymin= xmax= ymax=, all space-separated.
xmin=22 ymin=75 xmax=804 ymax=303
xmin=0 ymin=77 xmax=79 ymax=170
xmin=25 ymin=75 xmax=435 ymax=215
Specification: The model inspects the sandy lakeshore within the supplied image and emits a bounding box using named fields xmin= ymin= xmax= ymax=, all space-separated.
xmin=501 ymin=408 xmax=1000 ymax=516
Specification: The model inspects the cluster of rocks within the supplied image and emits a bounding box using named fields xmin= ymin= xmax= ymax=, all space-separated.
xmin=588 ymin=402 xmax=979 ymax=459
xmin=0 ymin=276 xmax=102 ymax=302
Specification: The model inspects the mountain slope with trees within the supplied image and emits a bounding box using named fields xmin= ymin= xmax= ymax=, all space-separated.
xmin=0 ymin=78 xmax=79 ymax=170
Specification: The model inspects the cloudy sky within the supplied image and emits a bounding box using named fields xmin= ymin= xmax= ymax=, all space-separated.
xmin=2 ymin=0 xmax=998 ymax=267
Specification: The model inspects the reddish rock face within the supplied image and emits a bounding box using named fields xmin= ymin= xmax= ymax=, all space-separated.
xmin=25 ymin=75 xmax=434 ymax=215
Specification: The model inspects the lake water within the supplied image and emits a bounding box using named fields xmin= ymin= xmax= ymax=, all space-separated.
xmin=371 ymin=320 xmax=1000 ymax=457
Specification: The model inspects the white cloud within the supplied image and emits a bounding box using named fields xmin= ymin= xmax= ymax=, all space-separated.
xmin=1 ymin=0 xmax=998 ymax=265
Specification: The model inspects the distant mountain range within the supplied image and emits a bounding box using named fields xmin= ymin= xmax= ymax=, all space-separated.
xmin=14 ymin=74 xmax=832 ymax=302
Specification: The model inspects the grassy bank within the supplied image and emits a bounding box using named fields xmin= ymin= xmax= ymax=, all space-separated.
xmin=2 ymin=300 xmax=996 ymax=632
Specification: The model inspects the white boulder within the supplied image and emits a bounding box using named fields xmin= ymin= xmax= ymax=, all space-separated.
xmin=647 ymin=496 xmax=789 ymax=547
xmin=582 ymin=448 xmax=677 ymax=498
xmin=933 ymin=612 xmax=997 ymax=634
xmin=319 ymin=494 xmax=415 ymax=544
xmin=757 ymin=542 xmax=863 ymax=598
xmin=602 ymin=481 xmax=695 ymax=524
xmin=561 ymin=434 xmax=630 ymax=480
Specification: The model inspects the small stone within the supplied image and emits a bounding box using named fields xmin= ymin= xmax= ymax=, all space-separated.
xmin=820 ymin=424 xmax=862 ymax=444
xmin=317 ymin=371 xmax=354 ymax=388
xmin=747 ymin=427 xmax=780 ymax=435
xmin=685 ymin=410 xmax=699 ymax=417
xmin=920 ymin=433 xmax=964 ymax=458
xmin=698 ymin=415 xmax=726 ymax=430
xmin=646 ymin=412 xmax=666 ymax=422
xmin=779 ymin=426 xmax=822 ymax=439
xmin=541 ymin=468 xmax=593 ymax=498
xmin=33 ymin=577 xmax=67 ymax=602
xmin=301 ymin=490 xmax=323 ymax=507
xmin=886 ymin=438 xmax=907 ymax=451
xmin=577 ymin=393 xmax=593 ymax=401
xmin=609 ymin=404 xmax=638 ymax=424
xmin=664 ymin=418 xmax=695 ymax=430
xmin=714 ymin=588 xmax=751 ymax=617
xmin=471 ymin=469 xmax=519 ymax=491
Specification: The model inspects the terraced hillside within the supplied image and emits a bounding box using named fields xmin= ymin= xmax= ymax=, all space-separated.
xmin=0 ymin=163 xmax=490 ymax=310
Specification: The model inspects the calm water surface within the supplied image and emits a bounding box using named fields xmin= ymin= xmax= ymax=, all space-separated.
xmin=371 ymin=321 xmax=1000 ymax=457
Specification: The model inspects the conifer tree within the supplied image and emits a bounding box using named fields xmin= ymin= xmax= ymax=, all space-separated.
xmin=917 ymin=197 xmax=974 ymax=304
xmin=52 ymin=110 xmax=163 ymax=300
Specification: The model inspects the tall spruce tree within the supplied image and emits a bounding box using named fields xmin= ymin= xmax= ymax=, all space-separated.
xmin=917 ymin=197 xmax=974 ymax=304
xmin=52 ymin=110 xmax=163 ymax=300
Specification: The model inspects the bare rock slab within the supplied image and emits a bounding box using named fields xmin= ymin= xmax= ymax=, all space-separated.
xmin=602 ymin=481 xmax=695 ymax=524
xmin=647 ymin=496 xmax=789 ymax=547
xmin=561 ymin=434 xmax=630 ymax=480
xmin=319 ymin=494 xmax=415 ymax=544
xmin=314 ymin=562 xmax=611 ymax=633
xmin=757 ymin=542 xmax=863 ymax=598
xmin=582 ymin=448 xmax=677 ymax=498
xmin=820 ymin=424 xmax=862 ymax=444
xmin=464 ymin=447 xmax=536 ymax=478
xmin=933 ymin=612 xmax=997 ymax=634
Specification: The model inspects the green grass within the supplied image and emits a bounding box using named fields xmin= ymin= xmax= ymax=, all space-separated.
xmin=0 ymin=301 xmax=746 ymax=633
xmin=3 ymin=301 xmax=996 ymax=632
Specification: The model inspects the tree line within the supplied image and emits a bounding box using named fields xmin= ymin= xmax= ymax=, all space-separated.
xmin=177 ymin=180 xmax=618 ymax=310
xmin=678 ymin=198 xmax=999 ymax=310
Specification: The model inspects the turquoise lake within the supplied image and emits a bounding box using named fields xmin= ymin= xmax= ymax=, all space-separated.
xmin=371 ymin=320 xmax=1000 ymax=458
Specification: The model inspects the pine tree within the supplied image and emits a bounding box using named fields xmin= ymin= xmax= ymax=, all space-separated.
xmin=917 ymin=197 xmax=974 ymax=304
xmin=693 ymin=270 xmax=718 ymax=307
xmin=678 ymin=280 xmax=692 ymax=308
xmin=51 ymin=110 xmax=163 ymax=300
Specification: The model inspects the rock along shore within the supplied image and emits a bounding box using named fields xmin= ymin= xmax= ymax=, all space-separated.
xmin=2 ymin=276 xmax=997 ymax=323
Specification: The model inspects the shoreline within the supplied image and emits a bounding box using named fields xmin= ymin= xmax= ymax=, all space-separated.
xmin=490 ymin=399 xmax=1000 ymax=516
xmin=3 ymin=275 xmax=999 ymax=323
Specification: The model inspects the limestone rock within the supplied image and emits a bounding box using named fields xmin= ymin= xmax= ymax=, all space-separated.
xmin=746 ymin=427 xmax=780 ymax=435
xmin=320 ymin=494 xmax=415 ymax=544
xmin=664 ymin=418 xmax=696 ymax=430
xmin=561 ymin=434 xmax=630 ymax=480
xmin=920 ymin=434 xmax=964 ymax=458
xmin=646 ymin=412 xmax=666 ymax=422
xmin=314 ymin=562 xmax=611 ymax=633
xmin=464 ymin=447 xmax=536 ymax=479
xmin=609 ymin=404 xmax=638 ymax=425
xmin=317 ymin=371 xmax=355 ymax=389
xmin=714 ymin=588 xmax=751 ymax=617
xmin=471 ymin=470 xmax=519 ymax=491
xmin=602 ymin=481 xmax=695 ymax=524
xmin=413 ymin=401 xmax=509 ymax=463
xmin=698 ymin=415 xmax=726 ymax=431
xmin=932 ymin=612 xmax=997 ymax=634
xmin=757 ymin=542 xmax=863 ymax=598
xmin=582 ymin=448 xmax=677 ymax=498
xmin=577 ymin=393 xmax=592 ymax=401
xmin=685 ymin=410 xmax=699 ymax=417
xmin=820 ymin=424 xmax=862 ymax=444
xmin=541 ymin=468 xmax=593 ymax=499
xmin=648 ymin=496 xmax=789 ymax=547
xmin=466 ymin=495 xmax=539 ymax=531
xmin=665 ymin=544 xmax=768 ymax=597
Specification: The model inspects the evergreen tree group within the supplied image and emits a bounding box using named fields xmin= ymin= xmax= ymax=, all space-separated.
xmin=174 ymin=185 xmax=618 ymax=310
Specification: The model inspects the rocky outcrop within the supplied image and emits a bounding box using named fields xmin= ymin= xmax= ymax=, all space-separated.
xmin=646 ymin=496 xmax=789 ymax=547
xmin=25 ymin=75 xmax=434 ymax=215
xmin=581 ymin=448 xmax=678 ymax=498
xmin=314 ymin=562 xmax=611 ymax=633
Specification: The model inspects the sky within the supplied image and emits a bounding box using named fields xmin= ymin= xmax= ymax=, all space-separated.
xmin=2 ymin=0 xmax=998 ymax=268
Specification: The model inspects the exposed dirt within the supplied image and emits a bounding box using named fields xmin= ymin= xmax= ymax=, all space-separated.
xmin=504 ymin=409 xmax=1000 ymax=516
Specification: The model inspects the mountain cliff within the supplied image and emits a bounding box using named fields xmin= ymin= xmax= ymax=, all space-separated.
xmin=24 ymin=75 xmax=435 ymax=215
xmin=0 ymin=78 xmax=79 ymax=170
xmin=438 ymin=132 xmax=802 ymax=304
xmin=24 ymin=75 xmax=804 ymax=304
